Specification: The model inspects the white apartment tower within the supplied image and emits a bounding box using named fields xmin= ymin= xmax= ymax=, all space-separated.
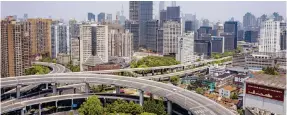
xmin=79 ymin=24 xmax=109 ymax=71
xmin=259 ymin=19 xmax=281 ymax=53
xmin=162 ymin=20 xmax=181 ymax=55
xmin=176 ymin=32 xmax=195 ymax=63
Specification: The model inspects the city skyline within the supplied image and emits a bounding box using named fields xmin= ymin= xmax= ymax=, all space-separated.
xmin=1 ymin=1 xmax=286 ymax=22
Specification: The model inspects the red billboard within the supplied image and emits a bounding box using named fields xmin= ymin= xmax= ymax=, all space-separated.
xmin=246 ymin=83 xmax=284 ymax=101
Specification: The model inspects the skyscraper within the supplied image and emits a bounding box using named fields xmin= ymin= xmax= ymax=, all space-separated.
xmin=221 ymin=32 xmax=235 ymax=51
xmin=194 ymin=40 xmax=212 ymax=57
xmin=211 ymin=36 xmax=225 ymax=53
xmin=106 ymin=14 xmax=113 ymax=23
xmin=166 ymin=6 xmax=180 ymax=22
xmin=51 ymin=23 xmax=69 ymax=58
xmin=24 ymin=13 xmax=28 ymax=20
xmin=185 ymin=20 xmax=193 ymax=32
xmin=197 ymin=26 xmax=212 ymax=40
xmin=79 ymin=24 xmax=109 ymax=71
xmin=138 ymin=1 xmax=153 ymax=48
xmin=98 ymin=12 xmax=106 ymax=23
xmin=146 ymin=20 xmax=159 ymax=52
xmin=88 ymin=12 xmax=95 ymax=21
xmin=259 ymin=19 xmax=281 ymax=52
xmin=162 ymin=21 xmax=181 ymax=55
xmin=224 ymin=21 xmax=238 ymax=50
xmin=125 ymin=20 xmax=139 ymax=51
xmin=243 ymin=12 xmax=257 ymax=30
xmin=159 ymin=1 xmax=165 ymax=11
xmin=129 ymin=1 xmax=139 ymax=21
xmin=159 ymin=10 xmax=167 ymax=27
xmin=202 ymin=19 xmax=209 ymax=26
xmin=244 ymin=30 xmax=259 ymax=43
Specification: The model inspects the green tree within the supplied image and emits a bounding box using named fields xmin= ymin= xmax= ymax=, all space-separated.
xmin=262 ymin=67 xmax=279 ymax=75
xmin=140 ymin=112 xmax=157 ymax=115
xmin=143 ymin=99 xmax=167 ymax=115
xmin=78 ymin=95 xmax=104 ymax=115
xmin=105 ymin=100 xmax=143 ymax=115
xmin=25 ymin=65 xmax=51 ymax=75
xmin=170 ymin=76 xmax=179 ymax=85
xmin=195 ymin=87 xmax=204 ymax=95
xmin=130 ymin=56 xmax=180 ymax=68
xmin=230 ymin=92 xmax=238 ymax=99
xmin=237 ymin=109 xmax=244 ymax=115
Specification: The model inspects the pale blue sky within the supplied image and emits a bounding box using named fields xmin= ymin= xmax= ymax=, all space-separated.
xmin=1 ymin=1 xmax=286 ymax=22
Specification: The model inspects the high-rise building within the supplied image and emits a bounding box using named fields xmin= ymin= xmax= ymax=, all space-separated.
xmin=79 ymin=24 xmax=109 ymax=71
xmin=162 ymin=21 xmax=181 ymax=55
xmin=69 ymin=19 xmax=80 ymax=38
xmin=259 ymin=19 xmax=281 ymax=53
xmin=98 ymin=12 xmax=106 ymax=24
xmin=273 ymin=12 xmax=284 ymax=21
xmin=138 ymin=1 xmax=153 ymax=48
xmin=221 ymin=32 xmax=235 ymax=51
xmin=280 ymin=30 xmax=286 ymax=50
xmin=125 ymin=20 xmax=140 ymax=51
xmin=256 ymin=14 xmax=267 ymax=28
xmin=28 ymin=18 xmax=52 ymax=58
xmin=197 ymin=26 xmax=212 ymax=40
xmin=244 ymin=30 xmax=259 ymax=43
xmin=224 ymin=21 xmax=238 ymax=50
xmin=24 ymin=13 xmax=28 ymax=21
xmin=194 ymin=40 xmax=212 ymax=57
xmin=146 ymin=20 xmax=159 ymax=52
xmin=71 ymin=38 xmax=80 ymax=65
xmin=243 ymin=12 xmax=257 ymax=30
xmin=129 ymin=1 xmax=139 ymax=21
xmin=159 ymin=1 xmax=165 ymax=11
xmin=106 ymin=14 xmax=113 ymax=23
xmin=107 ymin=24 xmax=133 ymax=58
xmin=88 ymin=12 xmax=95 ymax=21
xmin=176 ymin=32 xmax=195 ymax=63
xmin=166 ymin=6 xmax=180 ymax=22
xmin=211 ymin=36 xmax=225 ymax=53
xmin=202 ymin=19 xmax=210 ymax=26
xmin=238 ymin=30 xmax=244 ymax=41
xmin=1 ymin=16 xmax=31 ymax=77
xmin=51 ymin=23 xmax=69 ymax=58
xmin=159 ymin=10 xmax=167 ymax=27
xmin=185 ymin=20 xmax=193 ymax=32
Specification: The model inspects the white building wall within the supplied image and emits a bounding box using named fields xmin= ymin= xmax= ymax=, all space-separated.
xmin=244 ymin=94 xmax=285 ymax=115
xmin=176 ymin=32 xmax=195 ymax=63
xmin=163 ymin=21 xmax=181 ymax=55
xmin=259 ymin=19 xmax=281 ymax=52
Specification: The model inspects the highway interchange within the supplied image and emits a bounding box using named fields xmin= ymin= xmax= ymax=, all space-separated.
xmin=1 ymin=57 xmax=235 ymax=115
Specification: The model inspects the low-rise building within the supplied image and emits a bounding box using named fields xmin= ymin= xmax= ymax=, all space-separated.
xmin=243 ymin=73 xmax=286 ymax=115
xmin=219 ymin=85 xmax=237 ymax=98
xmin=57 ymin=53 xmax=71 ymax=65
xmin=176 ymin=32 xmax=195 ymax=63
xmin=208 ymin=73 xmax=235 ymax=88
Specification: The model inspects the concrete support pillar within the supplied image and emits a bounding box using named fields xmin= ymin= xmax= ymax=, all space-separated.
xmin=103 ymin=97 xmax=107 ymax=106
xmin=149 ymin=94 xmax=154 ymax=99
xmin=151 ymin=70 xmax=155 ymax=76
xmin=142 ymin=71 xmax=145 ymax=76
xmin=85 ymin=83 xmax=90 ymax=94
xmin=46 ymin=83 xmax=49 ymax=89
xmin=73 ymin=88 xmax=76 ymax=94
xmin=38 ymin=104 xmax=42 ymax=115
xmin=116 ymin=86 xmax=120 ymax=94
xmin=139 ymin=90 xmax=144 ymax=106
xmin=71 ymin=99 xmax=74 ymax=110
xmin=183 ymin=66 xmax=185 ymax=70
xmin=55 ymin=101 xmax=58 ymax=112
xmin=21 ymin=107 xmax=25 ymax=115
xmin=16 ymin=85 xmax=21 ymax=99
xmin=161 ymin=69 xmax=164 ymax=74
xmin=167 ymin=100 xmax=172 ymax=115
xmin=51 ymin=83 xmax=57 ymax=95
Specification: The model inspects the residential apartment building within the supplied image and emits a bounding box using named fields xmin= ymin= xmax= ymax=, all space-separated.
xmin=125 ymin=20 xmax=139 ymax=51
xmin=176 ymin=32 xmax=195 ymax=63
xmin=107 ymin=24 xmax=133 ymax=58
xmin=79 ymin=24 xmax=109 ymax=71
xmin=259 ymin=19 xmax=281 ymax=52
xmin=1 ymin=16 xmax=31 ymax=77
xmin=146 ymin=20 xmax=159 ymax=52
xmin=51 ymin=23 xmax=69 ymax=58
xmin=27 ymin=18 xmax=52 ymax=58
xmin=162 ymin=20 xmax=181 ymax=55
xmin=71 ymin=38 xmax=80 ymax=65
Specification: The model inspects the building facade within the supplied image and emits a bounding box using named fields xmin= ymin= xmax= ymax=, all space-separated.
xmin=243 ymin=12 xmax=257 ymax=30
xmin=184 ymin=20 xmax=193 ymax=33
xmin=211 ymin=36 xmax=225 ymax=53
xmin=259 ymin=19 xmax=281 ymax=53
xmin=79 ymin=24 xmax=109 ymax=71
xmin=162 ymin=21 xmax=181 ymax=55
xmin=166 ymin=6 xmax=180 ymax=22
xmin=88 ymin=13 xmax=95 ymax=22
xmin=146 ymin=20 xmax=159 ymax=52
xmin=194 ymin=40 xmax=212 ymax=57
xmin=138 ymin=1 xmax=153 ymax=48
xmin=176 ymin=32 xmax=195 ymax=63
xmin=106 ymin=14 xmax=112 ymax=23
xmin=221 ymin=32 xmax=235 ymax=51
xmin=51 ymin=23 xmax=69 ymax=58
xmin=98 ymin=12 xmax=106 ymax=23
xmin=129 ymin=1 xmax=139 ymax=21
xmin=224 ymin=21 xmax=238 ymax=50
xmin=197 ymin=26 xmax=212 ymax=40
xmin=125 ymin=20 xmax=139 ymax=51
xmin=71 ymin=38 xmax=80 ymax=65
xmin=244 ymin=30 xmax=258 ymax=43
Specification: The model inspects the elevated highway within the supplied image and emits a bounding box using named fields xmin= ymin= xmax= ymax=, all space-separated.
xmin=1 ymin=73 xmax=235 ymax=115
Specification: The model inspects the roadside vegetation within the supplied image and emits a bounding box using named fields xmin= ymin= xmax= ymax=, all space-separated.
xmin=130 ymin=56 xmax=180 ymax=68
xmin=78 ymin=95 xmax=166 ymax=115
xmin=25 ymin=65 xmax=51 ymax=75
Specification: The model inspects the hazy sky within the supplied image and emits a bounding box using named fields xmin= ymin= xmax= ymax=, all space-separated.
xmin=1 ymin=1 xmax=286 ymax=22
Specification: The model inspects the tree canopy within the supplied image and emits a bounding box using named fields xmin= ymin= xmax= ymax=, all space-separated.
xmin=130 ymin=56 xmax=180 ymax=68
xmin=262 ymin=67 xmax=279 ymax=75
xmin=25 ymin=65 xmax=50 ymax=75
xmin=78 ymin=96 xmax=104 ymax=115
xmin=105 ymin=99 xmax=143 ymax=115
xmin=143 ymin=99 xmax=167 ymax=115
xmin=170 ymin=76 xmax=180 ymax=85
xmin=195 ymin=87 xmax=205 ymax=95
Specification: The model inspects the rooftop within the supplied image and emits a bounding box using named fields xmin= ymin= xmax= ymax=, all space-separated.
xmin=245 ymin=72 xmax=286 ymax=89
xmin=222 ymin=85 xmax=236 ymax=91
